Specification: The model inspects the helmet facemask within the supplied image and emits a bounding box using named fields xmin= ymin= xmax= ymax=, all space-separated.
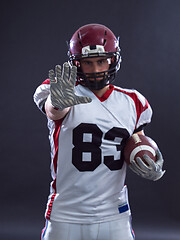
xmin=69 ymin=51 xmax=121 ymax=90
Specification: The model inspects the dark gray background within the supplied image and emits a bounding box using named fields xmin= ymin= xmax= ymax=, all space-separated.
xmin=1 ymin=0 xmax=180 ymax=239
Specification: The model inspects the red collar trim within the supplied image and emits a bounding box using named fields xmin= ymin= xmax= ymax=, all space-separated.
xmin=93 ymin=85 xmax=114 ymax=102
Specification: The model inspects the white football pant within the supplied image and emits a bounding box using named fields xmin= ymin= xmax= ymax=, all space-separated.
xmin=41 ymin=215 xmax=135 ymax=240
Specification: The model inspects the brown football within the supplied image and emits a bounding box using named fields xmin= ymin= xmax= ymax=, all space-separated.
xmin=123 ymin=134 xmax=158 ymax=165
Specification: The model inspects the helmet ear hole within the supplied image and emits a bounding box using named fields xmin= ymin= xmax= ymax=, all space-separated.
xmin=74 ymin=60 xmax=82 ymax=72
xmin=74 ymin=60 xmax=80 ymax=67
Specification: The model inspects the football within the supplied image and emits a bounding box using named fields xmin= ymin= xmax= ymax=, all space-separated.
xmin=123 ymin=134 xmax=158 ymax=165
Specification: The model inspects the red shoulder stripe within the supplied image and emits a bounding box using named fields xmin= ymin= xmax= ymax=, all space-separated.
xmin=41 ymin=79 xmax=50 ymax=85
xmin=114 ymin=88 xmax=149 ymax=129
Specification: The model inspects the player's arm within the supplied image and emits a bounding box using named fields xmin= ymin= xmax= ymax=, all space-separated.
xmin=45 ymin=62 xmax=92 ymax=121
xmin=129 ymin=131 xmax=165 ymax=181
xmin=134 ymin=130 xmax=144 ymax=135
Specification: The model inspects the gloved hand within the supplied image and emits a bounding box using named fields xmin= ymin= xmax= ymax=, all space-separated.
xmin=129 ymin=149 xmax=166 ymax=181
xmin=49 ymin=62 xmax=92 ymax=110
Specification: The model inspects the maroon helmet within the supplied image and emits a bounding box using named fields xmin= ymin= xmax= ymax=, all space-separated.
xmin=68 ymin=23 xmax=121 ymax=90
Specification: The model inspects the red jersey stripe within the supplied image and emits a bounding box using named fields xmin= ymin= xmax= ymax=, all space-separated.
xmin=53 ymin=119 xmax=63 ymax=175
xmin=46 ymin=118 xmax=64 ymax=220
xmin=46 ymin=193 xmax=56 ymax=220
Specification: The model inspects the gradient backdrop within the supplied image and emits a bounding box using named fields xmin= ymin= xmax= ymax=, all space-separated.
xmin=1 ymin=0 xmax=180 ymax=239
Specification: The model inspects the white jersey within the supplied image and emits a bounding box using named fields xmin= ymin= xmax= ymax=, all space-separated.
xmin=33 ymin=80 xmax=152 ymax=224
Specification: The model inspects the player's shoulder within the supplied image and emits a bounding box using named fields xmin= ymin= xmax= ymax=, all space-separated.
xmin=112 ymin=85 xmax=148 ymax=107
xmin=33 ymin=79 xmax=50 ymax=109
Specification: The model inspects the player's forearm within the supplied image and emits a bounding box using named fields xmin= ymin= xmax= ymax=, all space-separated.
xmin=45 ymin=95 xmax=70 ymax=120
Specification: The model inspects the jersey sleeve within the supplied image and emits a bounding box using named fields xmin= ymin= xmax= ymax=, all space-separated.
xmin=133 ymin=90 xmax=153 ymax=131
xmin=33 ymin=79 xmax=50 ymax=114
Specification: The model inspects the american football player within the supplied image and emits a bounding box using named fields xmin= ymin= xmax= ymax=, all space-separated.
xmin=33 ymin=23 xmax=165 ymax=240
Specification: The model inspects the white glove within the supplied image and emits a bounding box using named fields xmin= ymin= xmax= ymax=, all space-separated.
xmin=49 ymin=62 xmax=92 ymax=110
xmin=129 ymin=149 xmax=166 ymax=181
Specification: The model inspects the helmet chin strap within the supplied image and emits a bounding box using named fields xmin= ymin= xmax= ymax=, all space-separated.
xmin=84 ymin=79 xmax=108 ymax=90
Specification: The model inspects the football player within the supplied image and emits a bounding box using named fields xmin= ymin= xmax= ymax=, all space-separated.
xmin=33 ymin=23 xmax=165 ymax=240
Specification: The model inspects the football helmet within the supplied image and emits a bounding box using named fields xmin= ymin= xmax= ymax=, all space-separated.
xmin=68 ymin=23 xmax=121 ymax=90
